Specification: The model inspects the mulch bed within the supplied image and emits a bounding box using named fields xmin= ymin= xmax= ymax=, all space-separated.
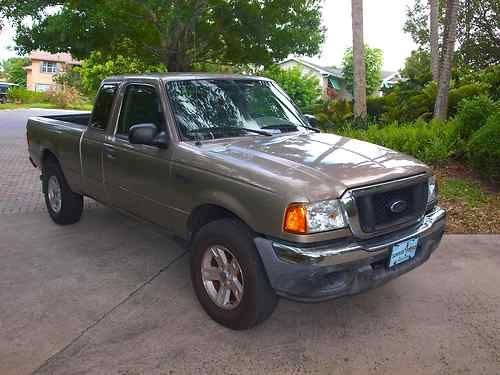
xmin=432 ymin=162 xmax=500 ymax=234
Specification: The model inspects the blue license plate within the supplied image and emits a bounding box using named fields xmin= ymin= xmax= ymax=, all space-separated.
xmin=389 ymin=238 xmax=418 ymax=267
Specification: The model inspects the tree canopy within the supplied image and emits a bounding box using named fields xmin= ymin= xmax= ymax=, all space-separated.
xmin=0 ymin=57 xmax=30 ymax=86
xmin=404 ymin=0 xmax=499 ymax=70
xmin=261 ymin=65 xmax=322 ymax=112
xmin=74 ymin=52 xmax=166 ymax=95
xmin=341 ymin=45 xmax=383 ymax=97
xmin=0 ymin=0 xmax=326 ymax=72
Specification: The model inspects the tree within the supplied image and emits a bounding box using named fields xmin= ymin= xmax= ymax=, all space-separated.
xmin=404 ymin=0 xmax=500 ymax=70
xmin=76 ymin=52 xmax=166 ymax=95
xmin=0 ymin=0 xmax=326 ymax=72
xmin=429 ymin=0 xmax=440 ymax=81
xmin=342 ymin=46 xmax=383 ymax=97
xmin=262 ymin=66 xmax=322 ymax=112
xmin=434 ymin=0 xmax=459 ymax=119
xmin=0 ymin=57 xmax=30 ymax=86
xmin=400 ymin=49 xmax=433 ymax=88
xmin=351 ymin=0 xmax=367 ymax=118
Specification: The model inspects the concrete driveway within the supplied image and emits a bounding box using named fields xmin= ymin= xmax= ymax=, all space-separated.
xmin=1 ymin=109 xmax=499 ymax=374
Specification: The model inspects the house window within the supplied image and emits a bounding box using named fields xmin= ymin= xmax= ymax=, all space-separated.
xmin=35 ymin=84 xmax=51 ymax=92
xmin=41 ymin=61 xmax=57 ymax=74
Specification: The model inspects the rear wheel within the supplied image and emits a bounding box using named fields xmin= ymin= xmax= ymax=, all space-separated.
xmin=191 ymin=219 xmax=278 ymax=330
xmin=42 ymin=159 xmax=83 ymax=225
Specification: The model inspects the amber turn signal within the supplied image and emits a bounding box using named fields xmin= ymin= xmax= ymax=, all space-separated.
xmin=283 ymin=204 xmax=307 ymax=234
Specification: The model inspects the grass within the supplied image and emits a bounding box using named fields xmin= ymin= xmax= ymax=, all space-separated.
xmin=439 ymin=178 xmax=488 ymax=208
xmin=0 ymin=102 xmax=92 ymax=111
xmin=433 ymin=163 xmax=500 ymax=233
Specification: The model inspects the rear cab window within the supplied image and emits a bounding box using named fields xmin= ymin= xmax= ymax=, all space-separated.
xmin=89 ymin=84 xmax=118 ymax=130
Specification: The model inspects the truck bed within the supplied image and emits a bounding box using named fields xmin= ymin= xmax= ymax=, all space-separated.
xmin=42 ymin=113 xmax=91 ymax=127
xmin=27 ymin=112 xmax=92 ymax=194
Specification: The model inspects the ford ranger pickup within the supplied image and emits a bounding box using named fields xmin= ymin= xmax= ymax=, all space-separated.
xmin=26 ymin=74 xmax=446 ymax=329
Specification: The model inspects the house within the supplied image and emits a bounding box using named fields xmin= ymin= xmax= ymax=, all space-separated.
xmin=278 ymin=57 xmax=352 ymax=101
xmin=279 ymin=57 xmax=400 ymax=100
xmin=380 ymin=71 xmax=404 ymax=93
xmin=24 ymin=51 xmax=81 ymax=92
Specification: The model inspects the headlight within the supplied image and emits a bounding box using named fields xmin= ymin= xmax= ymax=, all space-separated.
xmin=427 ymin=175 xmax=438 ymax=206
xmin=284 ymin=199 xmax=347 ymax=234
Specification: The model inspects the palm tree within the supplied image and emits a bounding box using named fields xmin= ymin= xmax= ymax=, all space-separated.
xmin=429 ymin=0 xmax=440 ymax=82
xmin=351 ymin=0 xmax=367 ymax=118
xmin=434 ymin=0 xmax=459 ymax=120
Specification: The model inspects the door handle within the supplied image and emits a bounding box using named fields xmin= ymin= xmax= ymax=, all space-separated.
xmin=103 ymin=143 xmax=117 ymax=160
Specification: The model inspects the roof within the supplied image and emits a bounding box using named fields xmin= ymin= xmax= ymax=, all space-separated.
xmin=280 ymin=58 xmax=398 ymax=81
xmin=28 ymin=50 xmax=81 ymax=65
xmin=103 ymin=72 xmax=271 ymax=83
xmin=381 ymin=70 xmax=397 ymax=80
xmin=103 ymin=73 xmax=273 ymax=83
xmin=279 ymin=57 xmax=344 ymax=78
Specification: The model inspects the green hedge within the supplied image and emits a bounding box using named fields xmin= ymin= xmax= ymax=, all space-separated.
xmin=7 ymin=87 xmax=46 ymax=103
xmin=337 ymin=120 xmax=457 ymax=164
xmin=455 ymin=95 xmax=497 ymax=140
xmin=467 ymin=111 xmax=500 ymax=182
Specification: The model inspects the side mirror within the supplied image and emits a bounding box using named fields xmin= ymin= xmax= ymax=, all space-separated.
xmin=303 ymin=114 xmax=319 ymax=128
xmin=129 ymin=123 xmax=168 ymax=148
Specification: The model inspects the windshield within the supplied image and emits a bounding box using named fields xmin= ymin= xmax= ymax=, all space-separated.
xmin=165 ymin=79 xmax=308 ymax=141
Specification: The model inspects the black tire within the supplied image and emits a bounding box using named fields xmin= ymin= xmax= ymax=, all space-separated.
xmin=42 ymin=158 xmax=83 ymax=225
xmin=190 ymin=219 xmax=278 ymax=330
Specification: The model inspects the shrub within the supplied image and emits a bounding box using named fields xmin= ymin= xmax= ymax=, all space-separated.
xmin=459 ymin=65 xmax=500 ymax=101
xmin=338 ymin=119 xmax=457 ymax=164
xmin=314 ymin=99 xmax=353 ymax=130
xmin=455 ymin=95 xmax=496 ymax=139
xmin=467 ymin=111 xmax=500 ymax=182
xmin=262 ymin=65 xmax=322 ymax=112
xmin=7 ymin=87 xmax=45 ymax=103
xmin=448 ymin=83 xmax=488 ymax=115
xmin=44 ymin=86 xmax=84 ymax=109
xmin=367 ymin=96 xmax=385 ymax=119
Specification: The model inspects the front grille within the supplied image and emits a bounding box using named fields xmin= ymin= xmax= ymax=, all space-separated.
xmin=353 ymin=178 xmax=428 ymax=234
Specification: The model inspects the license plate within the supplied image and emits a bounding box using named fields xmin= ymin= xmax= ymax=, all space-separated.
xmin=389 ymin=238 xmax=418 ymax=268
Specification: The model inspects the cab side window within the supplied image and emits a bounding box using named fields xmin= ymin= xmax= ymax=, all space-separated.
xmin=116 ymin=84 xmax=164 ymax=136
xmin=89 ymin=84 xmax=117 ymax=130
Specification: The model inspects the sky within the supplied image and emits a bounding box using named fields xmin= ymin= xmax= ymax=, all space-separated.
xmin=0 ymin=0 xmax=418 ymax=72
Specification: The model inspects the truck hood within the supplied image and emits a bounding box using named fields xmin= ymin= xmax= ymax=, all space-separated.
xmin=190 ymin=132 xmax=430 ymax=200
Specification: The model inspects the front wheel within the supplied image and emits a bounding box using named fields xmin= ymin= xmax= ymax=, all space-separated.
xmin=42 ymin=159 xmax=83 ymax=225
xmin=190 ymin=219 xmax=278 ymax=330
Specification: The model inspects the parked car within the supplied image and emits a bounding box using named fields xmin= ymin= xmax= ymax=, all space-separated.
xmin=26 ymin=74 xmax=446 ymax=329
xmin=0 ymin=82 xmax=18 ymax=104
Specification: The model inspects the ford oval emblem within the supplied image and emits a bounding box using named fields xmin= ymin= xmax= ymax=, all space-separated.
xmin=390 ymin=200 xmax=407 ymax=213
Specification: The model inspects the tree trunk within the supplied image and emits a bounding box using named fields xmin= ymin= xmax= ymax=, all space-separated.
xmin=351 ymin=0 xmax=367 ymax=119
xmin=429 ymin=0 xmax=440 ymax=81
xmin=434 ymin=0 xmax=459 ymax=120
xmin=166 ymin=52 xmax=192 ymax=72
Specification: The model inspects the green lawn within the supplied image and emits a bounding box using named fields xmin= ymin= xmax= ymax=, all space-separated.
xmin=439 ymin=177 xmax=488 ymax=208
xmin=0 ymin=102 xmax=92 ymax=111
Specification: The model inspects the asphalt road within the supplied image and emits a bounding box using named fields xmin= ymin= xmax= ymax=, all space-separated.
xmin=1 ymin=109 xmax=499 ymax=375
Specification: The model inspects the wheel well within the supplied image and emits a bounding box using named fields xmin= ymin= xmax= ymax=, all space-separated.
xmin=41 ymin=149 xmax=58 ymax=168
xmin=187 ymin=204 xmax=242 ymax=241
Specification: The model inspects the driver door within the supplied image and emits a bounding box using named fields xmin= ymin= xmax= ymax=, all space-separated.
xmin=102 ymin=81 xmax=175 ymax=227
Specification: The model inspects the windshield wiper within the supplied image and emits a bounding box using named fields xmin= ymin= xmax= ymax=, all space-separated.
xmin=186 ymin=126 xmax=273 ymax=138
xmin=261 ymin=122 xmax=320 ymax=133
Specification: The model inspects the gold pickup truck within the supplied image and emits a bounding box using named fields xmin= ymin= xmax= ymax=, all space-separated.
xmin=27 ymin=74 xmax=446 ymax=329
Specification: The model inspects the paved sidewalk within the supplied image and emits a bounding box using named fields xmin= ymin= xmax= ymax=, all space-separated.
xmin=0 ymin=109 xmax=97 ymax=214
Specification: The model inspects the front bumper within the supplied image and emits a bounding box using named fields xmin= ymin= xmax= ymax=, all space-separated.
xmin=255 ymin=207 xmax=446 ymax=302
